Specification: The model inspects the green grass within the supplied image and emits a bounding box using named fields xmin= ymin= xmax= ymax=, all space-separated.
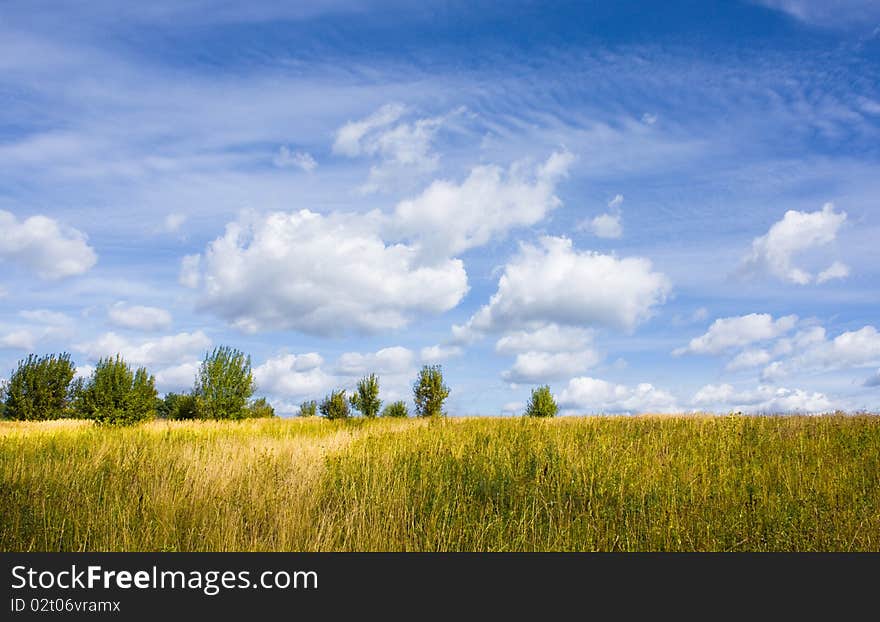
xmin=1 ymin=415 xmax=879 ymax=551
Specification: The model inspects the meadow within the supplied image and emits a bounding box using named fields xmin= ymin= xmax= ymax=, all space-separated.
xmin=1 ymin=415 xmax=879 ymax=551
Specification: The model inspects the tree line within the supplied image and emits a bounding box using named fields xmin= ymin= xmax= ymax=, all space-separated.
xmin=0 ymin=350 xmax=560 ymax=424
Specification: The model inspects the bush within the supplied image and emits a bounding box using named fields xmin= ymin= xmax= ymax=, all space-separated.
xmin=245 ymin=397 xmax=275 ymax=419
xmin=299 ymin=400 xmax=318 ymax=417
xmin=524 ymin=385 xmax=558 ymax=418
xmin=158 ymin=392 xmax=201 ymax=420
xmin=413 ymin=365 xmax=449 ymax=418
xmin=195 ymin=346 xmax=255 ymax=420
xmin=4 ymin=353 xmax=77 ymax=420
xmin=382 ymin=400 xmax=409 ymax=418
xmin=320 ymin=390 xmax=350 ymax=420
xmin=75 ymin=356 xmax=157 ymax=426
xmin=349 ymin=374 xmax=381 ymax=418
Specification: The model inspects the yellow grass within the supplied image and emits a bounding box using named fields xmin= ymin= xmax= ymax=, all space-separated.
xmin=1 ymin=415 xmax=879 ymax=551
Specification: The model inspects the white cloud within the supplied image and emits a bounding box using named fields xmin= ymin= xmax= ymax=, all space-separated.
xmin=675 ymin=313 xmax=797 ymax=356
xmin=0 ymin=309 xmax=73 ymax=350
xmin=580 ymin=194 xmax=623 ymax=239
xmin=163 ymin=212 xmax=186 ymax=234
xmin=0 ymin=329 xmax=36 ymax=350
xmin=741 ymin=203 xmax=847 ymax=285
xmin=179 ymin=254 xmax=201 ymax=288
xmin=503 ymin=350 xmax=601 ymax=384
xmin=333 ymin=103 xmax=407 ymax=157
xmin=725 ymin=348 xmax=772 ymax=371
xmin=754 ymin=0 xmax=880 ymax=29
xmin=335 ymin=346 xmax=414 ymax=376
xmin=75 ymin=330 xmax=211 ymax=367
xmin=190 ymin=209 xmax=468 ymax=334
xmin=558 ymin=376 xmax=678 ymax=414
xmin=587 ymin=212 xmax=623 ymax=239
xmin=273 ymin=146 xmax=317 ymax=172
xmin=864 ymin=370 xmax=880 ymax=388
xmin=420 ymin=344 xmax=463 ymax=362
xmin=393 ymin=150 xmax=575 ymax=257
xmin=333 ymin=104 xmax=463 ymax=193
xmin=816 ymin=260 xmax=850 ymax=284
xmin=495 ymin=324 xmax=593 ymax=355
xmin=760 ymin=325 xmax=880 ymax=381
xmin=459 ymin=236 xmax=670 ymax=336
xmin=107 ymin=302 xmax=172 ymax=332
xmin=691 ymin=383 xmax=833 ymax=414
xmin=501 ymin=401 xmax=523 ymax=415
xmin=0 ymin=210 xmax=96 ymax=279
xmin=154 ymin=362 xmax=199 ymax=393
xmin=253 ymin=353 xmax=334 ymax=398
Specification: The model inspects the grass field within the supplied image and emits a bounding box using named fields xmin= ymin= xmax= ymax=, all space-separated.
xmin=1 ymin=415 xmax=879 ymax=551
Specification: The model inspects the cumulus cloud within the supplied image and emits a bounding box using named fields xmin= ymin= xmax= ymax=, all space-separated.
xmin=503 ymin=350 xmax=601 ymax=384
xmin=189 ymin=209 xmax=468 ymax=334
xmin=163 ymin=212 xmax=186 ymax=234
xmin=273 ymin=146 xmax=317 ymax=172
xmin=725 ymin=348 xmax=772 ymax=371
xmin=420 ymin=344 xmax=463 ymax=362
xmin=107 ymin=302 xmax=172 ymax=332
xmin=0 ymin=329 xmax=36 ymax=350
xmin=580 ymin=194 xmax=623 ymax=239
xmin=864 ymin=370 xmax=880 ymax=388
xmin=335 ymin=346 xmax=414 ymax=376
xmin=495 ymin=324 xmax=593 ymax=355
xmin=816 ymin=260 xmax=850 ymax=284
xmin=691 ymin=383 xmax=833 ymax=413
xmin=741 ymin=203 xmax=847 ymax=285
xmin=393 ymin=150 xmax=575 ymax=258
xmin=333 ymin=103 xmax=461 ymax=193
xmin=558 ymin=376 xmax=678 ymax=414
xmin=675 ymin=313 xmax=797 ymax=356
xmin=0 ymin=210 xmax=96 ymax=279
xmin=458 ymin=236 xmax=670 ymax=338
xmin=75 ymin=330 xmax=211 ymax=367
xmin=179 ymin=254 xmax=201 ymax=288
xmin=154 ymin=362 xmax=199 ymax=393
xmin=0 ymin=309 xmax=73 ymax=350
xmin=253 ymin=353 xmax=334 ymax=398
xmin=770 ymin=325 xmax=880 ymax=377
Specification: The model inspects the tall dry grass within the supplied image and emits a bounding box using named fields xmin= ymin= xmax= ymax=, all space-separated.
xmin=1 ymin=415 xmax=878 ymax=551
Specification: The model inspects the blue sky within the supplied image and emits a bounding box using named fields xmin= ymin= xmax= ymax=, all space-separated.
xmin=1 ymin=0 xmax=879 ymax=415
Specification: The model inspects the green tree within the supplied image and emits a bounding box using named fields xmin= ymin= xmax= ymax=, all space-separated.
xmin=245 ymin=397 xmax=276 ymax=418
xmin=320 ymin=390 xmax=350 ymax=420
xmin=349 ymin=374 xmax=381 ymax=418
xmin=524 ymin=385 xmax=558 ymax=418
xmin=195 ymin=346 xmax=255 ymax=420
xmin=4 ymin=353 xmax=77 ymax=420
xmin=158 ymin=392 xmax=201 ymax=420
xmin=76 ymin=356 xmax=157 ymax=425
xmin=299 ymin=400 xmax=318 ymax=417
xmin=413 ymin=364 xmax=449 ymax=418
xmin=381 ymin=400 xmax=409 ymax=418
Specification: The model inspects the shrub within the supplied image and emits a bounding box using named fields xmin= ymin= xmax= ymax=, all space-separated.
xmin=349 ymin=374 xmax=381 ymax=418
xmin=195 ymin=346 xmax=255 ymax=420
xmin=413 ymin=364 xmax=449 ymax=418
xmin=320 ymin=390 xmax=350 ymax=420
xmin=299 ymin=400 xmax=318 ymax=417
xmin=524 ymin=385 xmax=558 ymax=418
xmin=158 ymin=392 xmax=201 ymax=420
xmin=4 ymin=353 xmax=77 ymax=420
xmin=382 ymin=400 xmax=409 ymax=418
xmin=245 ymin=397 xmax=276 ymax=418
xmin=76 ymin=356 xmax=157 ymax=426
